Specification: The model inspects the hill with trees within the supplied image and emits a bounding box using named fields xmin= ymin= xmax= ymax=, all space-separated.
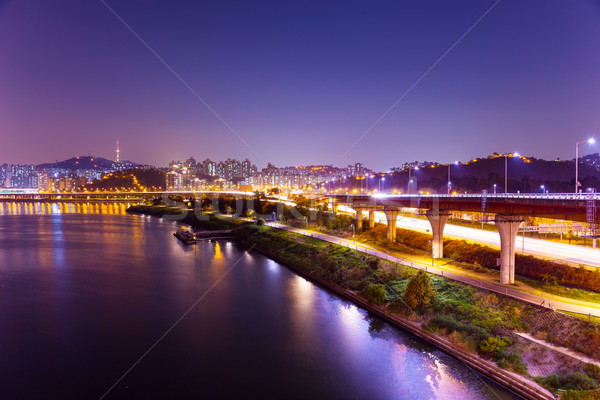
xmin=380 ymin=153 xmax=600 ymax=194
xmin=80 ymin=168 xmax=165 ymax=191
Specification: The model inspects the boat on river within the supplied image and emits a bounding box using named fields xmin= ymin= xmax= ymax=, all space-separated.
xmin=174 ymin=229 xmax=197 ymax=245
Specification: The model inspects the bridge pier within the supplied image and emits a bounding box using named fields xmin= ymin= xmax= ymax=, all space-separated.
xmin=368 ymin=209 xmax=376 ymax=228
xmin=329 ymin=202 xmax=338 ymax=214
xmin=494 ymin=214 xmax=524 ymax=285
xmin=425 ymin=209 xmax=451 ymax=259
xmin=384 ymin=207 xmax=400 ymax=241
xmin=354 ymin=207 xmax=366 ymax=230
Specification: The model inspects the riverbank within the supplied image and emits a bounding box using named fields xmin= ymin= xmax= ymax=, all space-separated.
xmin=234 ymin=224 xmax=600 ymax=399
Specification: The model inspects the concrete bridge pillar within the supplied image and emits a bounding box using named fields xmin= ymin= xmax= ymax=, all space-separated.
xmin=383 ymin=208 xmax=400 ymax=241
xmin=494 ymin=214 xmax=524 ymax=285
xmin=354 ymin=207 xmax=365 ymax=230
xmin=329 ymin=202 xmax=338 ymax=214
xmin=425 ymin=209 xmax=451 ymax=259
xmin=368 ymin=209 xmax=376 ymax=228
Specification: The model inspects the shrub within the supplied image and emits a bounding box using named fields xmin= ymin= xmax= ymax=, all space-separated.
xmin=536 ymin=372 xmax=599 ymax=393
xmin=404 ymin=270 xmax=435 ymax=309
xmin=366 ymin=284 xmax=386 ymax=306
xmin=479 ymin=336 xmax=509 ymax=356
xmin=560 ymin=389 xmax=600 ymax=400
xmin=497 ymin=351 xmax=527 ymax=374
xmin=585 ymin=363 xmax=600 ymax=381
xmin=425 ymin=315 xmax=490 ymax=348
xmin=256 ymin=218 xmax=266 ymax=226
xmin=368 ymin=258 xmax=380 ymax=270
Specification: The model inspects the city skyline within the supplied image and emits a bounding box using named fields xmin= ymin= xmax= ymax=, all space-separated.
xmin=1 ymin=1 xmax=599 ymax=170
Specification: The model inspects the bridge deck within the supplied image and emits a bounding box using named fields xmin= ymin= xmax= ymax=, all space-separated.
xmin=329 ymin=193 xmax=600 ymax=224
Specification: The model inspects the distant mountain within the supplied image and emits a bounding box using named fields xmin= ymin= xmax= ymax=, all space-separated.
xmin=36 ymin=156 xmax=137 ymax=170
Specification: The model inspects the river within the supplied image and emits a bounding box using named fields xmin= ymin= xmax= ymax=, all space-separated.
xmin=0 ymin=203 xmax=520 ymax=399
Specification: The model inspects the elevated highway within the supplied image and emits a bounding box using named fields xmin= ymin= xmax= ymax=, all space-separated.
xmin=328 ymin=193 xmax=599 ymax=284
xmin=330 ymin=193 xmax=599 ymax=223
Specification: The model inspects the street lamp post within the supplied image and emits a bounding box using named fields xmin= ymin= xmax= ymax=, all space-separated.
xmin=408 ymin=166 xmax=418 ymax=194
xmin=447 ymin=164 xmax=451 ymax=195
xmin=575 ymin=138 xmax=595 ymax=193
xmin=504 ymin=155 xmax=508 ymax=194
xmin=493 ymin=183 xmax=497 ymax=194
xmin=504 ymin=152 xmax=519 ymax=194
xmin=447 ymin=161 xmax=458 ymax=195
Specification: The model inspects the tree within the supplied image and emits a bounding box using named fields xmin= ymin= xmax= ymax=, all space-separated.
xmin=404 ymin=270 xmax=435 ymax=309
xmin=566 ymin=229 xmax=573 ymax=244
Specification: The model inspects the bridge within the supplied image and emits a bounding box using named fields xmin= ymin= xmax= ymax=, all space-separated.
xmin=0 ymin=190 xmax=255 ymax=201
xmin=328 ymin=193 xmax=599 ymax=285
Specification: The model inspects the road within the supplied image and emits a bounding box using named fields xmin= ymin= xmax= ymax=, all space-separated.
xmin=337 ymin=205 xmax=600 ymax=268
xmin=267 ymin=222 xmax=600 ymax=318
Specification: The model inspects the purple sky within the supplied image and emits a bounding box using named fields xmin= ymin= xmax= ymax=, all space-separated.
xmin=1 ymin=0 xmax=599 ymax=170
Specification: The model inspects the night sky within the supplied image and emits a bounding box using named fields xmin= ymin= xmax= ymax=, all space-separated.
xmin=1 ymin=1 xmax=599 ymax=170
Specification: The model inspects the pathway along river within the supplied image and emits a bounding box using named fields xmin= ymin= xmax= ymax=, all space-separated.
xmin=0 ymin=203 xmax=521 ymax=399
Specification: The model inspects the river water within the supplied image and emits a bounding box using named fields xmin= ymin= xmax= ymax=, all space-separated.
xmin=0 ymin=203 xmax=520 ymax=399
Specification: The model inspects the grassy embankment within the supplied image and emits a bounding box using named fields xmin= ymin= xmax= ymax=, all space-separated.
xmin=234 ymin=223 xmax=600 ymax=396
xmin=305 ymin=220 xmax=600 ymax=299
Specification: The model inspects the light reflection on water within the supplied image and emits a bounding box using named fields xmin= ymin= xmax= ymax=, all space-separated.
xmin=0 ymin=201 xmax=131 ymax=215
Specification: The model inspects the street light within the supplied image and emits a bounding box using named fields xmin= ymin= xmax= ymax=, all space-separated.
xmin=408 ymin=166 xmax=418 ymax=194
xmin=448 ymin=161 xmax=458 ymax=195
xmin=540 ymin=184 xmax=545 ymax=193
xmin=504 ymin=152 xmax=519 ymax=194
xmin=575 ymin=138 xmax=595 ymax=193
xmin=493 ymin=183 xmax=497 ymax=194
xmin=379 ymin=177 xmax=385 ymax=192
